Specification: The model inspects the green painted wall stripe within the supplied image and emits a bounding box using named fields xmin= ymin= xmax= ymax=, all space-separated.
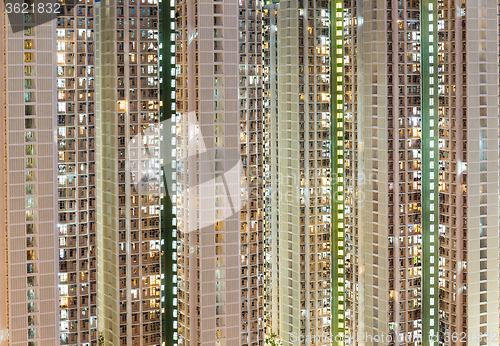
xmin=330 ymin=1 xmax=345 ymax=344
xmin=160 ymin=2 xmax=178 ymax=344
xmin=420 ymin=0 xmax=439 ymax=344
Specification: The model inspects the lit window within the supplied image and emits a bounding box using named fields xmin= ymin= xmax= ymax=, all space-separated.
xmin=24 ymin=53 xmax=34 ymax=63
xmin=24 ymin=39 xmax=34 ymax=49
xmin=24 ymin=26 xmax=34 ymax=36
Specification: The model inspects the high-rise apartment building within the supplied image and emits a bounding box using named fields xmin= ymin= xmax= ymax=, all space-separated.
xmin=238 ymin=0 xmax=265 ymax=345
xmin=94 ymin=0 xmax=164 ymax=344
xmin=263 ymin=1 xmax=331 ymax=345
xmin=262 ymin=1 xmax=280 ymax=339
xmin=338 ymin=1 xmax=500 ymax=345
xmin=56 ymin=1 xmax=98 ymax=344
xmin=341 ymin=0 xmax=423 ymax=341
xmin=435 ymin=0 xmax=499 ymax=343
xmin=175 ymin=0 xmax=266 ymax=344
xmin=175 ymin=0 xmax=242 ymax=345
xmin=0 ymin=8 xmax=60 ymax=346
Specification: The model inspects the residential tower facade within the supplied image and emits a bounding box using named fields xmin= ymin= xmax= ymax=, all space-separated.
xmin=0 ymin=8 xmax=60 ymax=346
xmin=238 ymin=0 xmax=265 ymax=345
xmin=56 ymin=0 xmax=98 ymax=344
xmin=175 ymin=0 xmax=242 ymax=344
xmin=263 ymin=0 xmax=332 ymax=345
xmin=95 ymin=0 xmax=163 ymax=344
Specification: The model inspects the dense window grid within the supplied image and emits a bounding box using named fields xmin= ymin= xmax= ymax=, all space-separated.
xmin=56 ymin=0 xmax=98 ymax=344
xmin=238 ymin=1 xmax=265 ymax=345
xmin=95 ymin=0 xmax=162 ymax=344
xmin=2 ymin=2 xmax=500 ymax=346
xmin=1 ymin=6 xmax=60 ymax=346
xmin=176 ymin=0 xmax=242 ymax=345
xmin=263 ymin=1 xmax=331 ymax=345
xmin=262 ymin=2 xmax=280 ymax=340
